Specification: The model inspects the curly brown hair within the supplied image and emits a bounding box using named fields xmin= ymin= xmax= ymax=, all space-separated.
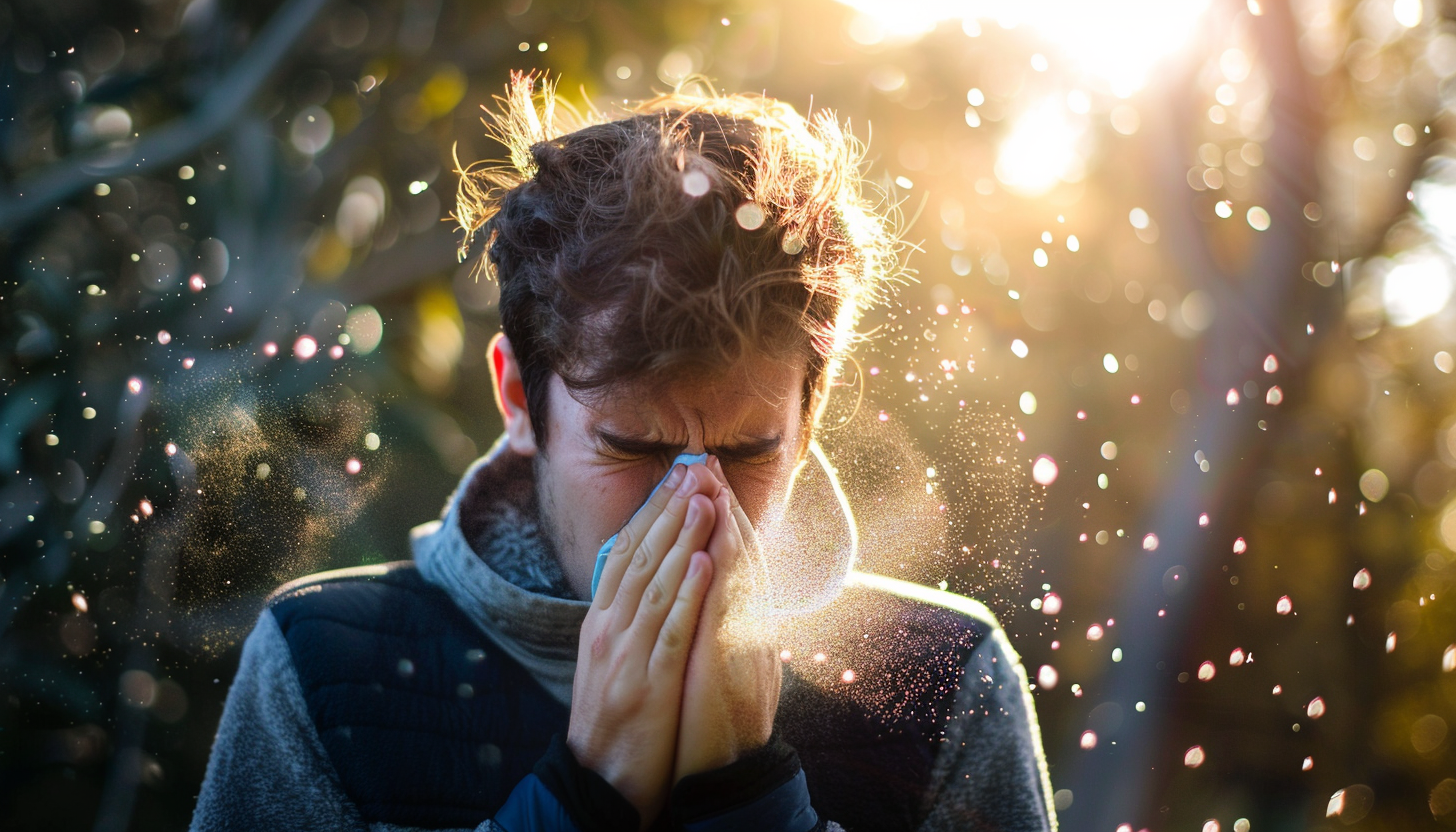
xmin=454 ymin=73 xmax=900 ymax=446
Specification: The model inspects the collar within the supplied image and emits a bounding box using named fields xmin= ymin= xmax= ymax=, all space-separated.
xmin=411 ymin=436 xmax=587 ymax=707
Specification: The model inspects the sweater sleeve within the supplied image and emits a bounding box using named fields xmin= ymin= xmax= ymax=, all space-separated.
xmin=190 ymin=611 xmax=598 ymax=832
xmin=916 ymin=628 xmax=1058 ymax=832
xmin=190 ymin=610 xmax=366 ymax=832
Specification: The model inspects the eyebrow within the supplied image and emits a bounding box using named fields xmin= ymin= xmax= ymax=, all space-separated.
xmin=594 ymin=428 xmax=783 ymax=460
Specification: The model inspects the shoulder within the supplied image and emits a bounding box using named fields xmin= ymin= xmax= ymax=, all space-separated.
xmin=265 ymin=561 xmax=445 ymax=636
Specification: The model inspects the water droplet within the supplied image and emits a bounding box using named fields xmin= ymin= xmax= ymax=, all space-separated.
xmin=127 ymin=377 xmax=143 ymax=394
xmin=1103 ymin=353 xmax=1119 ymax=373
xmin=72 ymin=592 xmax=88 ymax=613
xmin=1041 ymin=592 xmax=1062 ymax=615
xmin=1101 ymin=441 xmax=1118 ymax=460
xmin=1080 ymin=730 xmax=1098 ymax=749
xmin=346 ymin=458 xmax=362 ymax=475
xmin=1328 ymin=488 xmax=1337 ymax=504
xmin=1307 ymin=696 xmax=1326 ymax=719
xmin=1198 ymin=661 xmax=1216 ymax=681
xmin=841 ymin=669 xmax=856 ymax=683
xmin=1198 ymin=512 xmax=1210 ymax=527
xmin=1142 ymin=533 xmax=1159 ymax=551
xmin=1184 ymin=745 xmax=1206 ymax=767
xmin=780 ymin=649 xmax=792 ymax=662
xmin=1230 ymin=648 xmax=1245 ymax=666
xmin=1202 ymin=821 xmax=1221 ymax=832
xmin=1302 ymin=756 xmax=1314 ymax=771
xmin=262 ymin=342 xmax=279 ymax=357
xmin=1443 ymin=645 xmax=1455 ymax=672
xmin=1011 ymin=339 xmax=1029 ymax=358
xmin=294 ymin=336 xmax=318 ymax=360
xmin=1233 ymin=537 xmax=1247 ymax=554
xmin=1266 ymin=385 xmax=1283 ymax=405
xmin=1386 ymin=632 xmax=1397 ymax=653
xmin=1020 ymin=392 xmax=1038 ymax=414
xmin=165 ymin=443 xmax=178 ymax=456
xmin=1032 ymin=455 xmax=1059 ymax=486
xmin=1086 ymin=624 xmax=1104 ymax=641
xmin=1226 ymin=388 xmax=1240 ymax=405
xmin=139 ymin=499 xmax=153 ymax=518
xmin=1273 ymin=685 xmax=1282 ymax=695
xmin=1263 ymin=354 xmax=1279 ymax=372
xmin=1352 ymin=568 xmax=1371 ymax=590
xmin=157 ymin=330 xmax=171 ymax=344
xmin=1276 ymin=596 xmax=1293 ymax=615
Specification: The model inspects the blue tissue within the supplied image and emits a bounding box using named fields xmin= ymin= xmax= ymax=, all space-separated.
xmin=590 ymin=452 xmax=710 ymax=599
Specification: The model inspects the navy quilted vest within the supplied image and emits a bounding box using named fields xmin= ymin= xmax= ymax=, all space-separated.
xmin=270 ymin=563 xmax=987 ymax=830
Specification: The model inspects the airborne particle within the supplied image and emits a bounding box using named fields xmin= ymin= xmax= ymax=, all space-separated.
xmin=1198 ymin=513 xmax=1210 ymax=527
xmin=1100 ymin=441 xmax=1117 ymax=460
xmin=1032 ymin=455 xmax=1059 ymax=486
xmin=1202 ymin=821 xmax=1220 ymax=832
xmin=346 ymin=458 xmax=362 ymax=475
xmin=840 ymin=669 xmax=856 ymax=684
xmin=127 ymin=377 xmax=143 ymax=394
xmin=735 ymin=202 xmax=765 ymax=230
xmin=1037 ymin=665 xmax=1058 ymax=688
xmin=1233 ymin=537 xmax=1247 ymax=554
xmin=1011 ymin=339 xmax=1029 ymax=358
xmin=1302 ymin=756 xmax=1314 ymax=771
xmin=189 ymin=274 xmax=206 ymax=292
xmin=1142 ymin=533 xmax=1159 ymax=551
xmin=1103 ymin=353 xmax=1119 ymax=373
xmin=1229 ymin=648 xmax=1245 ymax=666
xmin=139 ymin=499 xmax=153 ymax=518
xmin=1266 ymin=386 xmax=1283 ymax=405
xmin=294 ymin=336 xmax=319 ymax=360
xmin=157 ymin=330 xmax=172 ymax=344
xmin=330 ymin=345 xmax=345 ymax=359
xmin=1263 ymin=354 xmax=1278 ymax=372
xmin=1386 ymin=632 xmax=1397 ymax=653
xmin=1226 ymin=388 xmax=1240 ymax=405
xmin=262 ymin=342 xmax=279 ymax=357
xmin=1086 ymin=624 xmax=1104 ymax=641
xmin=72 ymin=592 xmax=88 ymax=613
xmin=1041 ymin=592 xmax=1062 ymax=615
xmin=1352 ymin=568 xmax=1371 ymax=590
xmin=1184 ymin=745 xmax=1206 ymax=767
xmin=1276 ymin=596 xmax=1292 ymax=614
xmin=165 ymin=443 xmax=178 ymax=456
xmin=1080 ymin=730 xmax=1098 ymax=749
xmin=682 ymin=170 xmax=711 ymax=196
xmin=1197 ymin=661 xmax=1216 ymax=681
xmin=1306 ymin=696 xmax=1326 ymax=719
xmin=182 ymin=357 xmax=195 ymax=369
xmin=1444 ymin=645 xmax=1456 ymax=672
xmin=779 ymin=649 xmax=792 ymax=662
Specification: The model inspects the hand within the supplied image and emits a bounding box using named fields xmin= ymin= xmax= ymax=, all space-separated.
xmin=568 ymin=462 xmax=721 ymax=825
xmin=673 ymin=456 xmax=783 ymax=780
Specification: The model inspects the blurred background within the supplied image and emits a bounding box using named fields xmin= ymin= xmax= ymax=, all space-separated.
xmin=3 ymin=0 xmax=1456 ymax=829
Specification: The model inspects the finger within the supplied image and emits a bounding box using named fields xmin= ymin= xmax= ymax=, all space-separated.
xmin=629 ymin=493 xmax=715 ymax=640
xmin=593 ymin=462 xmax=686 ymax=611
xmin=648 ymin=550 xmax=713 ymax=676
xmin=705 ymin=456 xmax=760 ymax=555
xmin=611 ymin=471 xmax=716 ymax=625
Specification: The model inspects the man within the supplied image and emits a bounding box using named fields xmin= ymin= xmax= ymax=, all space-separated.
xmin=192 ymin=75 xmax=1056 ymax=832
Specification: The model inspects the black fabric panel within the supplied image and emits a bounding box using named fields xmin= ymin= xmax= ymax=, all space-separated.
xmin=270 ymin=565 xmax=570 ymax=829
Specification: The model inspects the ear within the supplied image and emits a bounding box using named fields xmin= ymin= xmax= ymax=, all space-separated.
xmin=488 ymin=332 xmax=539 ymax=456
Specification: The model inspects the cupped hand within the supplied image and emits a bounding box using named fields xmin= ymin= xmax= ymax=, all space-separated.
xmin=568 ymin=462 xmax=722 ymax=825
xmin=673 ymin=456 xmax=783 ymax=781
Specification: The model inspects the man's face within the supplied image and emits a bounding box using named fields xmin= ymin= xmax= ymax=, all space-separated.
xmin=533 ymin=356 xmax=807 ymax=600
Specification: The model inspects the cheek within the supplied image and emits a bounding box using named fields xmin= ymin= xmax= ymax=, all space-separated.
xmin=730 ymin=457 xmax=798 ymax=528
